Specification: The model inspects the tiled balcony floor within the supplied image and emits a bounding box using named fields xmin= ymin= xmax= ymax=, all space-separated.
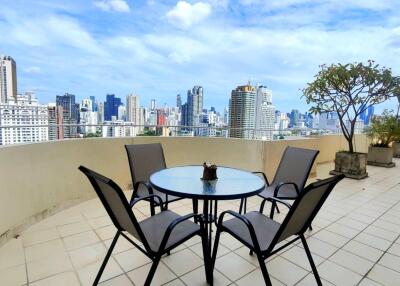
xmin=1 ymin=160 xmax=400 ymax=286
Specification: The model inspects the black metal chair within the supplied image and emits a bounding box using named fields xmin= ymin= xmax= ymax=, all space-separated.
xmin=125 ymin=143 xmax=199 ymax=216
xmin=78 ymin=166 xmax=211 ymax=286
xmin=213 ymin=174 xmax=345 ymax=286
xmin=240 ymin=146 xmax=319 ymax=220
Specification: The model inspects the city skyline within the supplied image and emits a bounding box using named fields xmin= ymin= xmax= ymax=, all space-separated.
xmin=1 ymin=1 xmax=399 ymax=112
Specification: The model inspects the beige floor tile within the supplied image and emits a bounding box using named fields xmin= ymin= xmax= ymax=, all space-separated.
xmin=358 ymin=278 xmax=385 ymax=286
xmin=88 ymin=216 xmax=113 ymax=229
xmin=63 ymin=230 xmax=100 ymax=251
xmin=22 ymin=228 xmax=59 ymax=247
xmin=69 ymin=242 xmax=107 ymax=268
xmin=378 ymin=252 xmax=400 ymax=272
xmin=336 ymin=217 xmax=368 ymax=231
xmin=318 ymin=260 xmax=362 ymax=286
xmin=30 ymin=271 xmax=80 ymax=286
xmin=58 ymin=220 xmax=92 ymax=237
xmin=387 ymin=243 xmax=400 ymax=257
xmin=214 ymin=252 xmax=256 ymax=281
xmin=343 ymin=240 xmax=384 ymax=262
xmin=181 ymin=266 xmax=230 ymax=286
xmin=295 ymin=273 xmax=335 ymax=286
xmin=354 ymin=232 xmax=392 ymax=251
xmin=104 ymin=237 xmax=135 ymax=254
xmin=234 ymin=246 xmax=260 ymax=266
xmin=367 ymin=264 xmax=400 ymax=286
xmin=77 ymin=257 xmax=123 ymax=286
xmin=25 ymin=238 xmax=66 ymax=263
xmin=113 ymin=248 xmax=151 ymax=272
xmin=0 ymin=264 xmax=27 ymax=286
xmin=312 ymin=229 xmax=350 ymax=248
xmin=325 ymin=223 xmax=361 ymax=239
xmin=27 ymin=252 xmax=73 ymax=282
xmin=0 ymin=238 xmax=25 ymax=270
xmin=219 ymin=233 xmax=244 ymax=251
xmin=98 ymin=274 xmax=134 ymax=285
xmin=329 ymin=249 xmax=374 ymax=276
xmin=162 ymin=248 xmax=204 ymax=276
xmin=302 ymin=237 xmax=338 ymax=258
xmin=363 ymin=225 xmax=399 ymax=242
xmin=163 ymin=279 xmax=186 ymax=286
xmin=127 ymin=262 xmax=176 ymax=286
xmin=95 ymin=225 xmax=118 ymax=241
xmin=235 ymin=269 xmax=285 ymax=286
xmin=267 ymin=256 xmax=308 ymax=285
xmin=281 ymin=245 xmax=324 ymax=271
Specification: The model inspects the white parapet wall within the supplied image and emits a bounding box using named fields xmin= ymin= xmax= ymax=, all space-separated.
xmin=0 ymin=134 xmax=369 ymax=245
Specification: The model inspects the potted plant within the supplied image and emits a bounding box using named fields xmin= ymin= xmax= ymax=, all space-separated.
xmin=303 ymin=61 xmax=400 ymax=179
xmin=366 ymin=110 xmax=399 ymax=167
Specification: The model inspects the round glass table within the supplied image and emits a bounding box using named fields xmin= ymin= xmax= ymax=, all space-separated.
xmin=150 ymin=165 xmax=265 ymax=283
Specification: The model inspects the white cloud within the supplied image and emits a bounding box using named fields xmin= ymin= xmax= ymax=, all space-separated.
xmin=23 ymin=66 xmax=41 ymax=74
xmin=166 ymin=1 xmax=211 ymax=29
xmin=94 ymin=0 xmax=130 ymax=13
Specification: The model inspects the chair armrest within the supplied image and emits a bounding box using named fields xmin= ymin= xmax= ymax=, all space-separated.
xmin=274 ymin=182 xmax=300 ymax=196
xmin=217 ymin=210 xmax=262 ymax=251
xmin=260 ymin=197 xmax=291 ymax=214
xmin=252 ymin=171 xmax=269 ymax=186
xmin=130 ymin=181 xmax=153 ymax=203
xmin=158 ymin=213 xmax=199 ymax=251
xmin=130 ymin=194 xmax=164 ymax=210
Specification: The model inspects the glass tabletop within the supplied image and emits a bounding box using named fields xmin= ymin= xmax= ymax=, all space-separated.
xmin=150 ymin=165 xmax=265 ymax=200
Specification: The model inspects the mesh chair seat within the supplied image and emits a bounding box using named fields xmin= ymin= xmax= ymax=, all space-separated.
xmin=139 ymin=210 xmax=200 ymax=252
xmin=258 ymin=184 xmax=298 ymax=200
xmin=223 ymin=211 xmax=281 ymax=251
xmin=134 ymin=184 xmax=181 ymax=204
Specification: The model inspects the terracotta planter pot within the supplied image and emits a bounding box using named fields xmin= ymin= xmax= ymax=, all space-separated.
xmin=393 ymin=142 xmax=400 ymax=158
xmin=330 ymin=151 xmax=368 ymax=179
xmin=367 ymin=146 xmax=395 ymax=168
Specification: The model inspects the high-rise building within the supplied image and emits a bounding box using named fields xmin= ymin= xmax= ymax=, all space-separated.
xmin=81 ymin=98 xmax=93 ymax=111
xmin=97 ymin=102 xmax=104 ymax=124
xmin=0 ymin=92 xmax=48 ymax=145
xmin=229 ymin=83 xmax=256 ymax=139
xmin=290 ymin=109 xmax=300 ymax=127
xmin=126 ymin=94 xmax=140 ymax=124
xmin=118 ymin=105 xmax=126 ymax=121
xmin=0 ymin=55 xmax=17 ymax=103
xmin=104 ymin=94 xmax=122 ymax=121
xmin=80 ymin=99 xmax=98 ymax=135
xmin=90 ymin=96 xmax=97 ymax=112
xmin=255 ymin=85 xmax=275 ymax=140
xmin=186 ymin=86 xmax=203 ymax=128
xmin=56 ymin=93 xmax=79 ymax=138
xmin=48 ymin=103 xmax=64 ymax=140
xmin=150 ymin=99 xmax=156 ymax=111
xmin=176 ymin=94 xmax=182 ymax=111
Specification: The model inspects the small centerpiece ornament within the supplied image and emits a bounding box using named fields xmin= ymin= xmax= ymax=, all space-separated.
xmin=201 ymin=162 xmax=218 ymax=181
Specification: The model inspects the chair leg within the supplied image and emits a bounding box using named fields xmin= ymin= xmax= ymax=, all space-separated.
xmin=257 ymin=253 xmax=272 ymax=286
xmin=93 ymin=231 xmax=120 ymax=285
xmin=301 ymin=235 xmax=322 ymax=286
xmin=269 ymin=201 xmax=276 ymax=219
xmin=144 ymin=256 xmax=161 ymax=286
xmin=201 ymin=227 xmax=212 ymax=284
xmin=193 ymin=199 xmax=199 ymax=223
xmin=276 ymin=204 xmax=280 ymax=214
xmin=239 ymin=198 xmax=244 ymax=214
xmin=211 ymin=227 xmax=222 ymax=269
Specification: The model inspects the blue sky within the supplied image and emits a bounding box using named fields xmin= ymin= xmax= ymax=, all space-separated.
xmin=1 ymin=0 xmax=400 ymax=113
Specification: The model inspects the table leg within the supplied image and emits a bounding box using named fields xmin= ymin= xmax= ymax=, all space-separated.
xmin=202 ymin=199 xmax=217 ymax=285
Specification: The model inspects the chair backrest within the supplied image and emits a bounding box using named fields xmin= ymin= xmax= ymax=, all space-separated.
xmin=272 ymin=147 xmax=319 ymax=191
xmin=125 ymin=143 xmax=166 ymax=183
xmin=78 ymin=166 xmax=147 ymax=247
xmin=272 ymin=174 xmax=345 ymax=246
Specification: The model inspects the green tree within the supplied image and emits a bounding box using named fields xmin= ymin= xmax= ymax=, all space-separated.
xmin=303 ymin=61 xmax=400 ymax=152
xmin=367 ymin=109 xmax=400 ymax=147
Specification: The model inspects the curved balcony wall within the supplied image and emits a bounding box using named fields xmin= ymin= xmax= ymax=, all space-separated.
xmin=0 ymin=134 xmax=369 ymax=245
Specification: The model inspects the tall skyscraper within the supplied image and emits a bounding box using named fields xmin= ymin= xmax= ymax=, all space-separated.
xmin=255 ymin=85 xmax=275 ymax=140
xmin=56 ymin=93 xmax=79 ymax=138
xmin=0 ymin=55 xmax=17 ymax=103
xmin=48 ymin=103 xmax=64 ymax=140
xmin=229 ymin=83 xmax=256 ymax=139
xmin=90 ymin=96 xmax=97 ymax=112
xmin=104 ymin=94 xmax=122 ymax=121
xmin=150 ymin=99 xmax=156 ymax=111
xmin=126 ymin=94 xmax=140 ymax=123
xmin=176 ymin=94 xmax=182 ymax=111
xmin=290 ymin=109 xmax=300 ymax=127
xmin=186 ymin=86 xmax=203 ymax=127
